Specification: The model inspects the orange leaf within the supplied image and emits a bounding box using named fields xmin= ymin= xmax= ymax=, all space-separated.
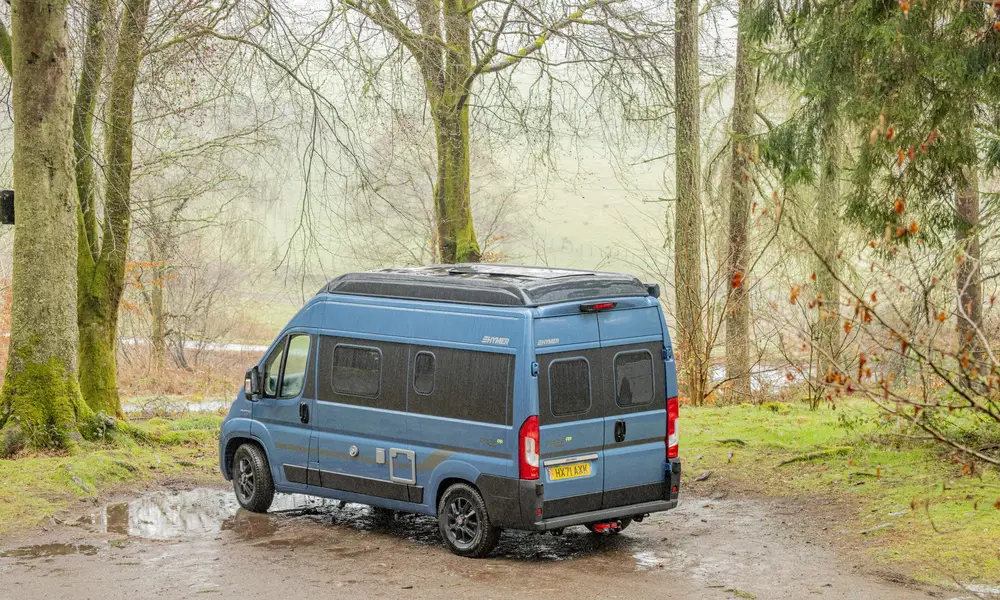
xmin=790 ymin=286 xmax=800 ymax=304
xmin=894 ymin=198 xmax=905 ymax=214
xmin=887 ymin=127 xmax=895 ymax=141
xmin=731 ymin=272 xmax=744 ymax=289
xmin=908 ymin=221 xmax=919 ymax=235
xmin=936 ymin=312 xmax=947 ymax=322
xmin=844 ymin=321 xmax=853 ymax=334
xmin=897 ymin=149 xmax=905 ymax=166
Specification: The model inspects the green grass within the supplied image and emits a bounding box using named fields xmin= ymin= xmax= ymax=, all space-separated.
xmin=683 ymin=400 xmax=1000 ymax=585
xmin=0 ymin=414 xmax=222 ymax=536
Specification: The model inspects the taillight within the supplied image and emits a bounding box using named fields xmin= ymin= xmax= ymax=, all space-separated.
xmin=579 ymin=301 xmax=617 ymax=313
xmin=519 ymin=416 xmax=540 ymax=480
xmin=666 ymin=396 xmax=679 ymax=459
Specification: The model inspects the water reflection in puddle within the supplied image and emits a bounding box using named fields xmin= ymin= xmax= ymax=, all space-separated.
xmin=89 ymin=489 xmax=342 ymax=540
xmin=0 ymin=543 xmax=100 ymax=559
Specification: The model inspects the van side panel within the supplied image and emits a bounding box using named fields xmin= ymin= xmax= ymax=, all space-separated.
xmin=306 ymin=300 xmax=526 ymax=514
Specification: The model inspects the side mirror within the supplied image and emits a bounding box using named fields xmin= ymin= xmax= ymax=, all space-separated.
xmin=244 ymin=366 xmax=261 ymax=400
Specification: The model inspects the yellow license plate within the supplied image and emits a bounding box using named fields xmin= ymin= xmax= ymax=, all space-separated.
xmin=548 ymin=462 xmax=592 ymax=481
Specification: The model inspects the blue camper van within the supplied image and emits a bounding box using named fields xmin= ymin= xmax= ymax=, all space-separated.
xmin=219 ymin=265 xmax=681 ymax=557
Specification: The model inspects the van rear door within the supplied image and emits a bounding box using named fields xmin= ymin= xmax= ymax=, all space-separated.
xmin=597 ymin=306 xmax=668 ymax=508
xmin=535 ymin=314 xmax=606 ymax=518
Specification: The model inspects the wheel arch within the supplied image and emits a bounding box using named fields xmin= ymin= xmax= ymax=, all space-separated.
xmin=222 ymin=435 xmax=268 ymax=480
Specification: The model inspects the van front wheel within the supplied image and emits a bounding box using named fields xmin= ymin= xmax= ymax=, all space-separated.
xmin=232 ymin=443 xmax=275 ymax=513
xmin=437 ymin=483 xmax=501 ymax=558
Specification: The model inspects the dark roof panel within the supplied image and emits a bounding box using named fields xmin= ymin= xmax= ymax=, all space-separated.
xmin=319 ymin=264 xmax=652 ymax=307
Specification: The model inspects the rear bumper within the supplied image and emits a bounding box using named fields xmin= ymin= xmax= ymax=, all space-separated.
xmin=478 ymin=458 xmax=682 ymax=532
xmin=532 ymin=498 xmax=678 ymax=531
xmin=533 ymin=457 xmax=681 ymax=530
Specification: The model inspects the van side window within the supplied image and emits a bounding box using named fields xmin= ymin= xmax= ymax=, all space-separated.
xmin=549 ymin=358 xmax=591 ymax=416
xmin=279 ymin=335 xmax=311 ymax=398
xmin=407 ymin=346 xmax=511 ymax=425
xmin=332 ymin=344 xmax=382 ymax=398
xmin=413 ymin=351 xmax=435 ymax=395
xmin=263 ymin=341 xmax=285 ymax=397
xmin=614 ymin=351 xmax=654 ymax=407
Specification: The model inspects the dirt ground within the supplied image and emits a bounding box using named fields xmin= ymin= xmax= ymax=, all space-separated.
xmin=0 ymin=483 xmax=963 ymax=600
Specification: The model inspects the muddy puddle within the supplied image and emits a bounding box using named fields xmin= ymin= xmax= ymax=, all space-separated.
xmin=0 ymin=543 xmax=100 ymax=559
xmin=56 ymin=487 xmax=661 ymax=566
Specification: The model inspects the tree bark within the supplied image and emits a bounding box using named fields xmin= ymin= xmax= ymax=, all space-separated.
xmin=955 ymin=166 xmax=982 ymax=369
xmin=429 ymin=0 xmax=480 ymax=264
xmin=0 ymin=0 xmax=94 ymax=451
xmin=814 ymin=123 xmax=841 ymax=393
xmin=73 ymin=0 xmax=110 ymax=261
xmin=77 ymin=0 xmax=151 ymax=417
xmin=724 ymin=0 xmax=757 ymax=403
xmin=673 ymin=0 xmax=706 ymax=404
xmin=148 ymin=240 xmax=167 ymax=371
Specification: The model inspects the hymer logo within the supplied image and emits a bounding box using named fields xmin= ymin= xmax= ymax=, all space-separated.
xmin=481 ymin=335 xmax=510 ymax=345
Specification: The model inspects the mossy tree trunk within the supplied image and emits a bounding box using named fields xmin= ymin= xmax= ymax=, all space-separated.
xmin=724 ymin=0 xmax=757 ymax=403
xmin=348 ymin=0 xmax=601 ymax=264
xmin=673 ymin=0 xmax=707 ymax=404
xmin=0 ymin=0 xmax=94 ymax=450
xmin=73 ymin=0 xmax=110 ymax=260
xmin=77 ymin=0 xmax=151 ymax=418
xmin=427 ymin=0 xmax=480 ymax=263
xmin=814 ymin=121 xmax=841 ymax=397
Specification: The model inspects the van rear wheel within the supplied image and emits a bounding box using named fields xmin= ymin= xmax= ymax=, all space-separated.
xmin=232 ymin=443 xmax=275 ymax=513
xmin=437 ymin=483 xmax=501 ymax=558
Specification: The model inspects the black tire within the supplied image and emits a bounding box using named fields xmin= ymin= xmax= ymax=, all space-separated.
xmin=437 ymin=483 xmax=501 ymax=558
xmin=232 ymin=443 xmax=275 ymax=513
xmin=585 ymin=517 xmax=632 ymax=535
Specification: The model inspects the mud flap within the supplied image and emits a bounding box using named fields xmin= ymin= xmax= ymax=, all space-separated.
xmin=667 ymin=458 xmax=681 ymax=501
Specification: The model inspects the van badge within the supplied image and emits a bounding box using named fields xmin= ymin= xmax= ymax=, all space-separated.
xmin=349 ymin=445 xmax=359 ymax=457
xmin=481 ymin=335 xmax=510 ymax=345
xmin=537 ymin=338 xmax=560 ymax=346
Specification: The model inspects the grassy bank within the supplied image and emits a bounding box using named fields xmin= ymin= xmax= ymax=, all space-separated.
xmin=682 ymin=400 xmax=1000 ymax=585
xmin=0 ymin=415 xmax=222 ymax=536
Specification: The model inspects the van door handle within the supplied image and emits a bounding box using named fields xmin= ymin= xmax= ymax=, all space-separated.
xmin=614 ymin=419 xmax=626 ymax=443
xmin=299 ymin=402 xmax=309 ymax=424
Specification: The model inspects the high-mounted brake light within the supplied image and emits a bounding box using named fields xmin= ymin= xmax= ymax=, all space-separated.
xmin=580 ymin=301 xmax=617 ymax=313
xmin=666 ymin=396 xmax=679 ymax=459
xmin=519 ymin=416 xmax=540 ymax=480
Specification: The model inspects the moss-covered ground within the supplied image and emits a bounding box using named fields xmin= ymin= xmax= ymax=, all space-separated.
xmin=0 ymin=413 xmax=222 ymax=536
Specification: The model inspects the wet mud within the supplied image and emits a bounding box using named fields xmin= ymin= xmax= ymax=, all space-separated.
xmin=0 ymin=488 xmax=949 ymax=600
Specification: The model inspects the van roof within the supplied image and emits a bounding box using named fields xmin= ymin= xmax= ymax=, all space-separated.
xmin=317 ymin=264 xmax=657 ymax=307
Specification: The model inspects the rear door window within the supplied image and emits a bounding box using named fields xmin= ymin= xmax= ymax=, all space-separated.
xmin=549 ymin=358 xmax=591 ymax=416
xmin=537 ymin=348 xmax=603 ymax=424
xmin=613 ymin=350 xmax=654 ymax=407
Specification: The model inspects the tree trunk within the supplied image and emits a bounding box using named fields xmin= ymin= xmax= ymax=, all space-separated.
xmin=724 ymin=0 xmax=757 ymax=403
xmin=73 ymin=0 xmax=109 ymax=261
xmin=814 ymin=124 xmax=841 ymax=393
xmin=432 ymin=103 xmax=480 ymax=264
xmin=0 ymin=0 xmax=94 ymax=451
xmin=673 ymin=0 xmax=706 ymax=404
xmin=148 ymin=241 xmax=167 ymax=371
xmin=955 ymin=166 xmax=982 ymax=371
xmin=431 ymin=0 xmax=480 ymax=264
xmin=77 ymin=0 xmax=150 ymax=417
